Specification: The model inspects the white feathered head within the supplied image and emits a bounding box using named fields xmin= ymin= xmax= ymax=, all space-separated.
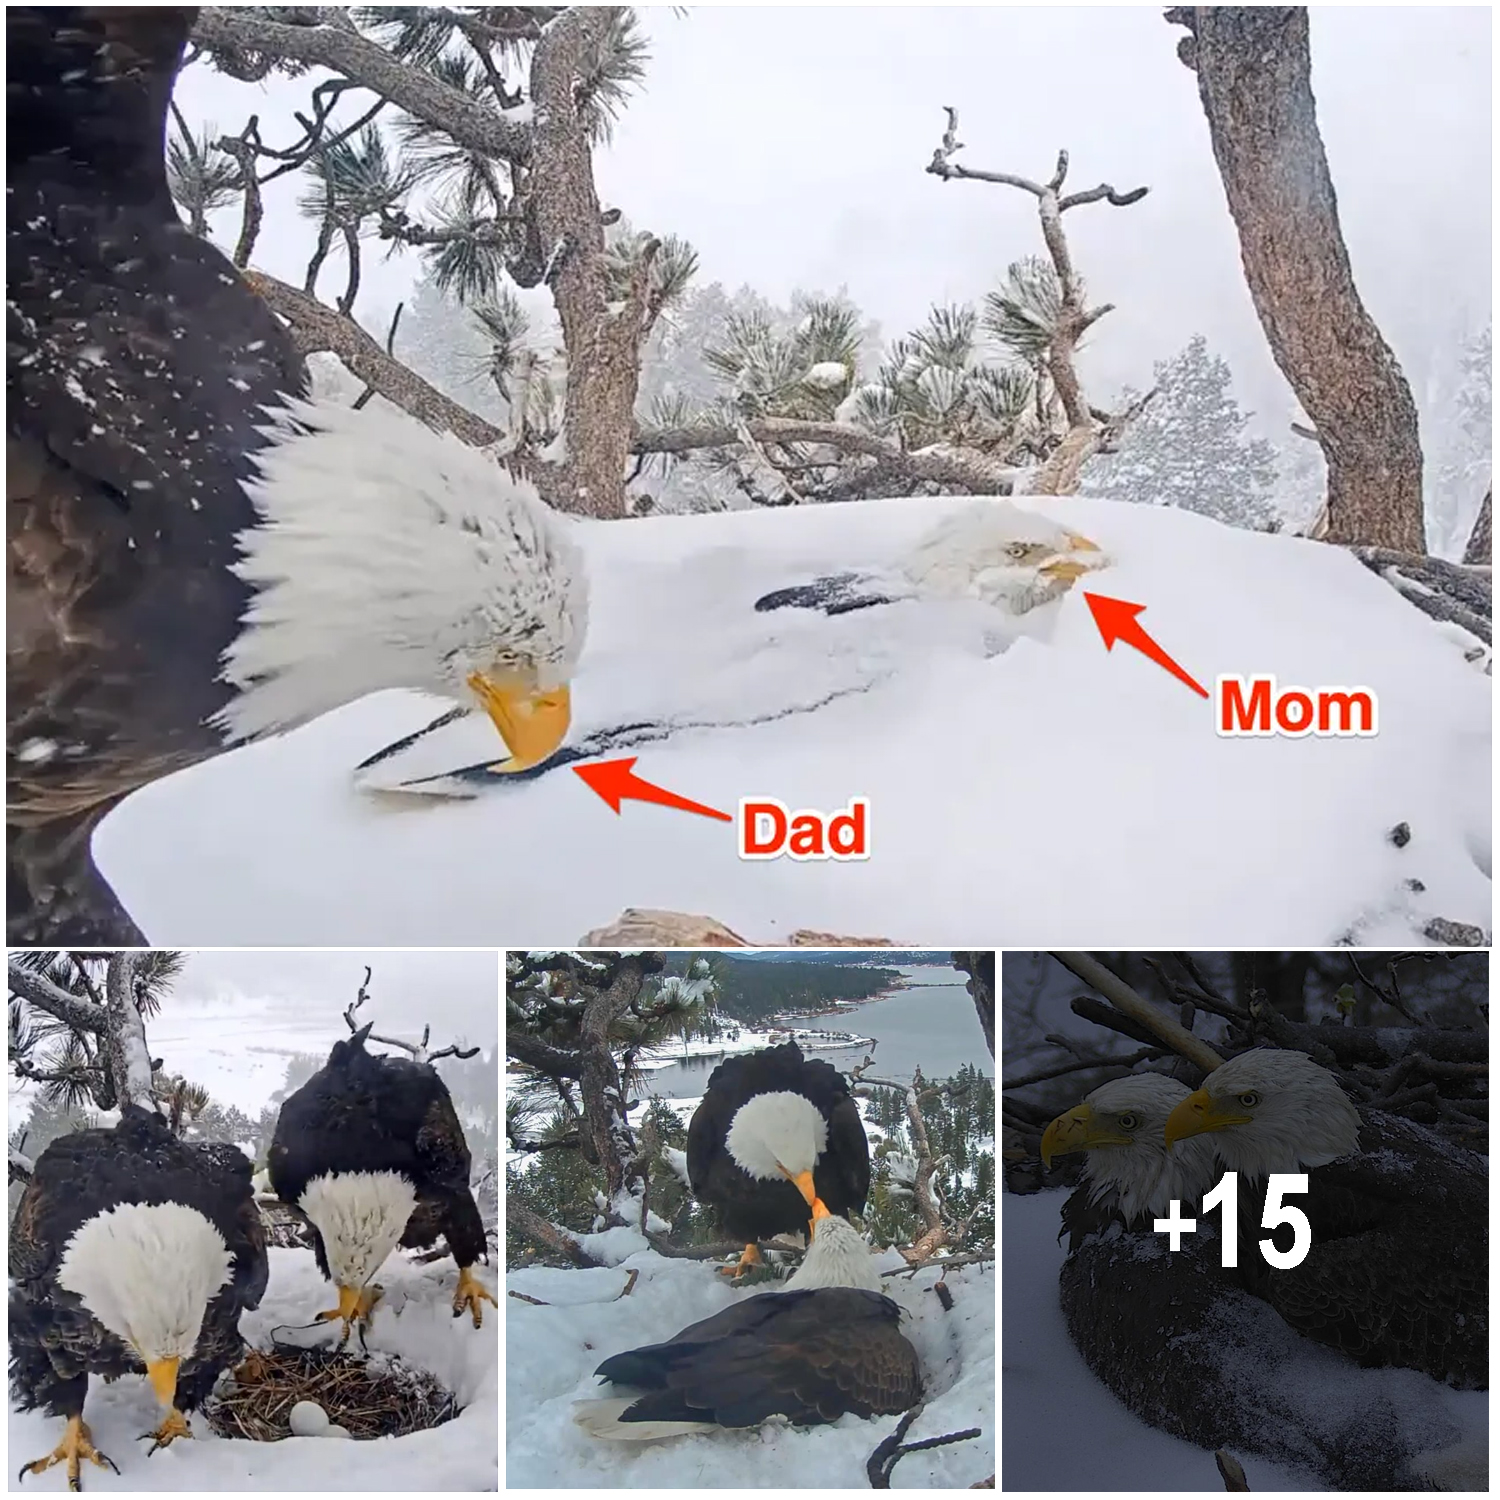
xmin=1042 ymin=1072 xmax=1218 ymax=1220
xmin=1163 ymin=1048 xmax=1361 ymax=1181
xmin=215 ymin=398 xmax=588 ymax=771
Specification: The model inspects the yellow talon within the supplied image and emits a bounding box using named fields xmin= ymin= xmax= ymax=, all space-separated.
xmin=716 ymin=1243 xmax=763 ymax=1279
xmin=18 ymin=1415 xmax=119 ymax=1491
xmin=142 ymin=1406 xmax=192 ymax=1455
xmin=317 ymin=1282 xmax=382 ymax=1342
xmin=453 ymin=1264 xmax=497 ymax=1327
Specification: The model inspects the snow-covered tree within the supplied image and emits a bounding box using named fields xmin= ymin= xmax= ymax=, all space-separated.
xmin=1082 ymin=334 xmax=1281 ymax=529
xmin=1427 ymin=323 xmax=1491 ymax=558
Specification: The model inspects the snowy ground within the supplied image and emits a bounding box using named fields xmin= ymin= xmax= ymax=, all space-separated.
xmin=97 ymin=495 xmax=1490 ymax=946
xmin=1001 ymin=1188 xmax=1487 ymax=1492
xmin=7 ymin=1247 xmax=497 ymax=1493
xmin=505 ymin=1242 xmax=992 ymax=1488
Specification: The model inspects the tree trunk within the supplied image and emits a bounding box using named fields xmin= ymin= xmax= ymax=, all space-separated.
xmin=952 ymin=952 xmax=996 ymax=1059
xmin=1169 ymin=7 xmax=1425 ymax=552
xmin=577 ymin=953 xmax=660 ymax=1206
xmin=529 ymin=7 xmax=650 ymax=519
xmin=1462 ymin=487 xmax=1491 ymax=566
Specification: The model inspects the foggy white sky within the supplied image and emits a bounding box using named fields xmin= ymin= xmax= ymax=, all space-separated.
xmin=175 ymin=5 xmax=1491 ymax=429
xmin=171 ymin=948 xmax=501 ymax=1048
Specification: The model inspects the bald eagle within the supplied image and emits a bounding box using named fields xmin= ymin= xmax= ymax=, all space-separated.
xmin=687 ymin=1042 xmax=870 ymax=1278
xmin=1040 ymin=1072 xmax=1217 ymax=1249
xmin=6 ymin=8 xmax=587 ymax=946
xmin=9 ymin=1107 xmax=267 ymax=1489
xmin=1164 ymin=1047 xmax=1487 ymax=1389
xmin=755 ymin=503 xmax=1107 ymax=618
xmin=575 ymin=1209 xmax=921 ymax=1440
xmin=267 ymin=1025 xmax=495 ymax=1332
xmin=1038 ymin=1068 xmax=1485 ymax=1488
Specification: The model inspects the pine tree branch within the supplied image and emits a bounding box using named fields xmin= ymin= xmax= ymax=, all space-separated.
xmin=7 ymin=962 xmax=107 ymax=1034
xmin=192 ymin=9 xmax=533 ymax=163
xmin=243 ymin=269 xmax=505 ymax=448
xmin=635 ymin=418 xmax=1025 ymax=494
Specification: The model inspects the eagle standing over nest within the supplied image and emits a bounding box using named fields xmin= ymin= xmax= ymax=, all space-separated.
xmin=268 ymin=1024 xmax=495 ymax=1334
xmin=9 ymin=1107 xmax=267 ymax=1490
xmin=7 ymin=6 xmax=588 ymax=946
xmin=687 ymin=1041 xmax=871 ymax=1278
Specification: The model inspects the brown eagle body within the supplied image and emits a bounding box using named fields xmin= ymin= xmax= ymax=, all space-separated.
xmin=6 ymin=6 xmax=305 ymax=943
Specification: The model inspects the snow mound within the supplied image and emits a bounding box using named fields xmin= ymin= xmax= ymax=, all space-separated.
xmin=98 ymin=494 xmax=1491 ymax=945
xmin=8 ymin=1246 xmax=497 ymax=1492
xmin=506 ymin=1244 xmax=993 ymax=1487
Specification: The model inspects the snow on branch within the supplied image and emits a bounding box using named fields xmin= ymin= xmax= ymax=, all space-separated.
xmin=853 ymin=1063 xmax=983 ymax=1265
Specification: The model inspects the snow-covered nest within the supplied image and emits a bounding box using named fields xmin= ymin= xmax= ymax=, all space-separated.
xmin=1001 ymin=1189 xmax=1487 ymax=1492
xmin=505 ymin=1243 xmax=993 ymax=1487
xmin=98 ymin=494 xmax=1490 ymax=945
xmin=8 ymin=1247 xmax=497 ymax=1492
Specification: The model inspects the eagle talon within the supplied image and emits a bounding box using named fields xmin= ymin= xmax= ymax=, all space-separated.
xmin=19 ymin=1417 xmax=117 ymax=1490
xmin=317 ymin=1282 xmax=382 ymax=1342
xmin=141 ymin=1406 xmax=193 ymax=1454
xmin=716 ymin=1243 xmax=763 ymax=1279
xmin=453 ymin=1265 xmax=497 ymax=1327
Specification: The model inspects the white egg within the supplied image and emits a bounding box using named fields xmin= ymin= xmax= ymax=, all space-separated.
xmin=325 ymin=1424 xmax=353 ymax=1440
xmin=289 ymin=1400 xmax=330 ymax=1437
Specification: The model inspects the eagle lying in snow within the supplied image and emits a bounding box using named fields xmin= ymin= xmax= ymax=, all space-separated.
xmin=754 ymin=504 xmax=1108 ymax=619
xmin=1040 ymin=1060 xmax=1488 ymax=1489
xmin=687 ymin=1042 xmax=870 ymax=1278
xmin=268 ymin=1025 xmax=495 ymax=1333
xmin=7 ymin=7 xmax=586 ymax=946
xmin=574 ymin=1208 xmax=921 ymax=1440
xmin=9 ymin=1107 xmax=267 ymax=1490
xmin=1164 ymin=1047 xmax=1487 ymax=1389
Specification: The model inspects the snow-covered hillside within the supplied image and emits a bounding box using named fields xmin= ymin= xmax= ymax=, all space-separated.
xmin=505 ymin=1242 xmax=993 ymax=1488
xmin=98 ymin=494 xmax=1490 ymax=945
xmin=7 ymin=1247 xmax=497 ymax=1493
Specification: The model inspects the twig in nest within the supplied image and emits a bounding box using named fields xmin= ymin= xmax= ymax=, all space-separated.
xmin=613 ymin=1268 xmax=640 ymax=1299
xmin=866 ymin=1403 xmax=983 ymax=1488
xmin=509 ymin=1289 xmax=550 ymax=1307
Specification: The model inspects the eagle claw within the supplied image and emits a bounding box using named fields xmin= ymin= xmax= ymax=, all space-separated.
xmin=453 ymin=1265 xmax=497 ymax=1328
xmin=140 ymin=1407 xmax=193 ymax=1454
xmin=18 ymin=1417 xmax=118 ymax=1490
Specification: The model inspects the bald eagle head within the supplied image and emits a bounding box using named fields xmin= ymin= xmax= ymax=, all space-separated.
xmin=1163 ymin=1048 xmax=1361 ymax=1181
xmin=1042 ymin=1073 xmax=1219 ymax=1221
xmin=214 ymin=398 xmax=588 ymax=773
xmin=724 ymin=1089 xmax=830 ymax=1212
xmin=784 ymin=1211 xmax=883 ymax=1292
xmin=57 ymin=1201 xmax=234 ymax=1413
xmin=902 ymin=502 xmax=1109 ymax=614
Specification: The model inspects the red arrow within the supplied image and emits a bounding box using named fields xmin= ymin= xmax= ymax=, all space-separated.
xmin=1082 ymin=592 xmax=1209 ymax=699
xmin=573 ymin=757 xmax=733 ymax=822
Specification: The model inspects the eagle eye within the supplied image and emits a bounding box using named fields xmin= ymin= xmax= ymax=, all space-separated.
xmin=1238 ymin=1091 xmax=1260 ymax=1108
xmin=1116 ymin=1113 xmax=1138 ymax=1131
xmin=1006 ymin=542 xmax=1029 ymax=560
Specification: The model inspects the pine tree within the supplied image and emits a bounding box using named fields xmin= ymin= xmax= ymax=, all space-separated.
xmin=1082 ymin=334 xmax=1281 ymax=529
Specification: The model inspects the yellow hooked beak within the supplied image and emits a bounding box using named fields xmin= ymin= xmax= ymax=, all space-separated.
xmin=1039 ymin=531 xmax=1104 ymax=583
xmin=145 ymin=1355 xmax=180 ymax=1410
xmin=467 ymin=672 xmax=572 ymax=773
xmin=1040 ymin=1102 xmax=1132 ymax=1168
xmin=781 ymin=1166 xmax=820 ymax=1211
xmin=810 ymin=1197 xmax=832 ymax=1221
xmin=1164 ymin=1087 xmax=1252 ymax=1148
